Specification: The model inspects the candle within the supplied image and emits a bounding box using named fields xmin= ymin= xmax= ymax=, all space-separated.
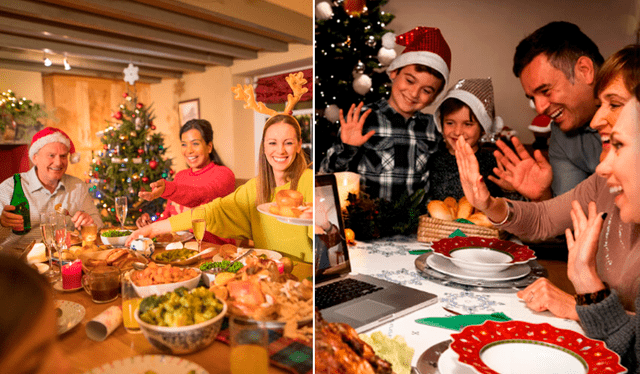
xmin=334 ymin=171 xmax=360 ymax=209
xmin=61 ymin=259 xmax=82 ymax=290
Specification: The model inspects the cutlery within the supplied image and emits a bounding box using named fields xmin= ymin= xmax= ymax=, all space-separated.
xmin=416 ymin=339 xmax=452 ymax=374
xmin=206 ymin=248 xmax=254 ymax=274
xmin=186 ymin=246 xmax=216 ymax=260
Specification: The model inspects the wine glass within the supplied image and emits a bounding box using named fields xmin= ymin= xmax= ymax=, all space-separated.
xmin=191 ymin=207 xmax=206 ymax=252
xmin=115 ymin=196 xmax=128 ymax=229
xmin=40 ymin=212 xmax=59 ymax=281
xmin=52 ymin=212 xmax=67 ymax=269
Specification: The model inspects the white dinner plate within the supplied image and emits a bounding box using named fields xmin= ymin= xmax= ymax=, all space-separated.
xmin=55 ymin=299 xmax=85 ymax=335
xmin=257 ymin=203 xmax=312 ymax=226
xmin=53 ymin=279 xmax=82 ymax=292
xmin=438 ymin=348 xmax=475 ymax=374
xmin=427 ymin=252 xmax=530 ymax=281
xmin=82 ymin=355 xmax=209 ymax=374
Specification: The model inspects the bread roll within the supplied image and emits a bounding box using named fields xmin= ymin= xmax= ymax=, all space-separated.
xmin=428 ymin=200 xmax=454 ymax=221
xmin=443 ymin=197 xmax=458 ymax=217
xmin=467 ymin=212 xmax=494 ymax=228
xmin=456 ymin=196 xmax=474 ymax=220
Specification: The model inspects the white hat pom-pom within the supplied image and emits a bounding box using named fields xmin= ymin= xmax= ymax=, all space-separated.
xmin=377 ymin=47 xmax=397 ymax=66
xmin=316 ymin=1 xmax=333 ymax=20
xmin=381 ymin=32 xmax=396 ymax=49
xmin=70 ymin=152 xmax=81 ymax=164
xmin=493 ymin=116 xmax=505 ymax=134
xmin=353 ymin=74 xmax=372 ymax=95
xmin=324 ymin=104 xmax=341 ymax=123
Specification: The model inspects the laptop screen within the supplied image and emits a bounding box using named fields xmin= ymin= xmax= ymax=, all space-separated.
xmin=315 ymin=174 xmax=351 ymax=283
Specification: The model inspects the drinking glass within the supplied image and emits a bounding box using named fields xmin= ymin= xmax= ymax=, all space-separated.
xmin=52 ymin=212 xmax=67 ymax=266
xmin=39 ymin=212 xmax=59 ymax=281
xmin=191 ymin=207 xmax=206 ymax=252
xmin=229 ymin=317 xmax=269 ymax=374
xmin=115 ymin=196 xmax=128 ymax=229
xmin=121 ymin=270 xmax=142 ymax=333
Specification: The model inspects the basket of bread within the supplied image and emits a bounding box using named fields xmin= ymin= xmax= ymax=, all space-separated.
xmin=417 ymin=196 xmax=505 ymax=243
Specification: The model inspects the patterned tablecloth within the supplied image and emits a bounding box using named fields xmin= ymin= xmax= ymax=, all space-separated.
xmin=347 ymin=235 xmax=583 ymax=366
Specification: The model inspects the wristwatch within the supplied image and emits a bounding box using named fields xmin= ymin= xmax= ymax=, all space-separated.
xmin=575 ymin=283 xmax=611 ymax=306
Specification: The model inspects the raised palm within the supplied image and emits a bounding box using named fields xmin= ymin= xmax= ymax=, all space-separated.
xmin=453 ymin=137 xmax=492 ymax=211
xmin=339 ymin=102 xmax=375 ymax=147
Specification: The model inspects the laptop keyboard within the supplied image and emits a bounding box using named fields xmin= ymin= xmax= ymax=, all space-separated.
xmin=316 ymin=278 xmax=384 ymax=310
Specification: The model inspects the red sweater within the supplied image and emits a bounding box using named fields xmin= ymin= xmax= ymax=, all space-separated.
xmin=159 ymin=162 xmax=236 ymax=245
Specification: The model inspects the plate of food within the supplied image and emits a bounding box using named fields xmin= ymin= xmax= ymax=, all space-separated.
xmin=81 ymin=355 xmax=209 ymax=374
xmin=99 ymin=228 xmax=133 ymax=246
xmin=153 ymin=231 xmax=195 ymax=247
xmin=450 ymin=320 xmax=626 ymax=374
xmin=56 ymin=299 xmax=85 ymax=335
xmin=256 ymin=189 xmax=312 ymax=226
xmin=257 ymin=203 xmax=312 ymax=226
xmin=432 ymin=237 xmax=535 ymax=274
xmin=151 ymin=248 xmax=201 ymax=266
xmin=79 ymin=248 xmax=148 ymax=272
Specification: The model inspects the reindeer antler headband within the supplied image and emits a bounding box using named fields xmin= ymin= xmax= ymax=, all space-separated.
xmin=232 ymin=71 xmax=308 ymax=116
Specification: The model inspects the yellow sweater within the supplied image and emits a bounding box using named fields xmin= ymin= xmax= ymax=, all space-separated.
xmin=169 ymin=169 xmax=313 ymax=262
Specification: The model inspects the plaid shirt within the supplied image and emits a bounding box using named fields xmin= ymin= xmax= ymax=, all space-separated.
xmin=319 ymin=98 xmax=441 ymax=201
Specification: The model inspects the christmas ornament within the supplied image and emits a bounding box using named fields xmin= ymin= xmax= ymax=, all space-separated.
xmin=381 ymin=32 xmax=396 ymax=49
xmin=150 ymin=125 xmax=156 ymax=130
xmin=103 ymin=144 xmax=109 ymax=150
xmin=149 ymin=160 xmax=158 ymax=170
xmin=132 ymin=174 xmax=140 ymax=181
xmin=345 ymin=228 xmax=356 ymax=245
xmin=137 ymin=148 xmax=144 ymax=155
xmin=377 ymin=47 xmax=396 ymax=66
xmin=324 ymin=104 xmax=340 ymax=122
xmin=135 ymin=117 xmax=142 ymax=129
xmin=316 ymin=0 xmax=333 ymax=20
xmin=119 ymin=134 xmax=127 ymax=141
xmin=132 ymin=157 xmax=143 ymax=164
xmin=126 ymin=96 xmax=132 ymax=102
xmin=169 ymin=169 xmax=175 ymax=175
xmin=123 ymin=63 xmax=139 ymax=85
xmin=136 ymin=102 xmax=143 ymax=109
xmin=113 ymin=111 xmax=122 ymax=120
xmin=343 ymin=0 xmax=365 ymax=16
xmin=130 ymin=131 xmax=136 ymax=137
xmin=146 ymin=134 xmax=152 ymax=142
xmin=366 ymin=35 xmax=377 ymax=48
xmin=142 ymin=176 xmax=149 ymax=183
xmin=354 ymin=60 xmax=365 ymax=74
xmin=123 ymin=92 xmax=129 ymax=98
xmin=353 ymin=74 xmax=372 ymax=95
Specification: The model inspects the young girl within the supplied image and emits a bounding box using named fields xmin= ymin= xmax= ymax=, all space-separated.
xmin=428 ymin=77 xmax=514 ymax=201
xmin=136 ymin=119 xmax=236 ymax=245
xmin=127 ymin=114 xmax=313 ymax=277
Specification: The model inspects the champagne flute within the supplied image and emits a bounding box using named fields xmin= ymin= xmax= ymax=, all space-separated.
xmin=115 ymin=196 xmax=128 ymax=229
xmin=191 ymin=207 xmax=206 ymax=252
xmin=52 ymin=212 xmax=67 ymax=269
xmin=40 ymin=212 xmax=59 ymax=281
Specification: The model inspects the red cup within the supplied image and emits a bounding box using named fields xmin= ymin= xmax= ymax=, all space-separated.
xmin=62 ymin=260 xmax=82 ymax=289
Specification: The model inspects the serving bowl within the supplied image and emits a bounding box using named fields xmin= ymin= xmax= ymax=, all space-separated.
xmin=99 ymin=229 xmax=133 ymax=246
xmin=131 ymin=267 xmax=201 ymax=297
xmin=134 ymin=300 xmax=227 ymax=355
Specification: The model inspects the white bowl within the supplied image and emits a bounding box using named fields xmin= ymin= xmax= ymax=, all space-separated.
xmin=135 ymin=299 xmax=227 ymax=355
xmin=100 ymin=229 xmax=132 ymax=246
xmin=447 ymin=248 xmax=514 ymax=274
xmin=131 ymin=268 xmax=202 ymax=298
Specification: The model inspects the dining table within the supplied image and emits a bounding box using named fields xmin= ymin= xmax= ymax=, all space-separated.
xmin=343 ymin=235 xmax=588 ymax=372
xmin=39 ymin=241 xmax=311 ymax=374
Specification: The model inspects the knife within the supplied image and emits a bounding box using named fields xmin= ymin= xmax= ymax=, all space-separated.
xmin=416 ymin=339 xmax=452 ymax=374
xmin=19 ymin=240 xmax=37 ymax=262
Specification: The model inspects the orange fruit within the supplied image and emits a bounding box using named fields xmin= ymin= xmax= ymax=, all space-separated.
xmin=345 ymin=228 xmax=355 ymax=245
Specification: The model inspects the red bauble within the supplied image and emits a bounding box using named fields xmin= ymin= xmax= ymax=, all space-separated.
xmin=149 ymin=160 xmax=158 ymax=170
xmin=136 ymin=103 xmax=143 ymax=109
xmin=169 ymin=169 xmax=175 ymax=175
xmin=92 ymin=172 xmax=98 ymax=178
xmin=137 ymin=148 xmax=144 ymax=155
xmin=150 ymin=125 xmax=156 ymax=130
xmin=123 ymin=92 xmax=128 ymax=98
xmin=114 ymin=111 xmax=123 ymax=120
xmin=86 ymin=179 xmax=91 ymax=184
xmin=103 ymin=144 xmax=109 ymax=150
xmin=142 ymin=176 xmax=149 ymax=183
xmin=343 ymin=0 xmax=366 ymax=15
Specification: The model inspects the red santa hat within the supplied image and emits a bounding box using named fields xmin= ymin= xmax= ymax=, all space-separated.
xmin=29 ymin=127 xmax=80 ymax=163
xmin=387 ymin=26 xmax=452 ymax=100
xmin=528 ymin=114 xmax=552 ymax=133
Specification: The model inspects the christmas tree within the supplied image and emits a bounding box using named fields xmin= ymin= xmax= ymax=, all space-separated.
xmin=87 ymin=90 xmax=173 ymax=227
xmin=315 ymin=0 xmax=395 ymax=168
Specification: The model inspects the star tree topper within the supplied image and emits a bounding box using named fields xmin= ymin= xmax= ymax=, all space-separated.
xmin=123 ymin=63 xmax=139 ymax=85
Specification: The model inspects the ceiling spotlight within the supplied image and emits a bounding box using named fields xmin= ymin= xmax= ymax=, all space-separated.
xmin=63 ymin=57 xmax=71 ymax=70
xmin=43 ymin=52 xmax=52 ymax=67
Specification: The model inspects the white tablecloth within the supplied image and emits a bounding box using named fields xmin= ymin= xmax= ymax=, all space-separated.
xmin=347 ymin=235 xmax=583 ymax=366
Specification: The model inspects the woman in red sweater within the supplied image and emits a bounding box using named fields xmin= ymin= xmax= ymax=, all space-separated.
xmin=136 ymin=119 xmax=236 ymax=245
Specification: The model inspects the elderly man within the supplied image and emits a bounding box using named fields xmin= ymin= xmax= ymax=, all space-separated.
xmin=0 ymin=127 xmax=102 ymax=249
xmin=490 ymin=22 xmax=603 ymax=200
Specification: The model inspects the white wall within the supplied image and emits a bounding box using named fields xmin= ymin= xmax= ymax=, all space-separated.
xmin=382 ymin=0 xmax=636 ymax=143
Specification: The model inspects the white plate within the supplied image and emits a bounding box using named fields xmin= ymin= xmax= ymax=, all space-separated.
xmin=427 ymin=252 xmax=530 ymax=281
xmin=55 ymin=299 xmax=85 ymax=335
xmin=53 ymin=279 xmax=82 ymax=292
xmin=438 ymin=348 xmax=475 ymax=374
xmin=257 ymin=203 xmax=312 ymax=226
xmin=82 ymin=355 xmax=209 ymax=374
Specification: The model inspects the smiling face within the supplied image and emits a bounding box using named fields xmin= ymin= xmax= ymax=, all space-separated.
xmin=591 ymin=74 xmax=632 ymax=159
xmin=388 ymin=64 xmax=443 ymax=119
xmin=181 ymin=128 xmax=212 ymax=171
xmin=442 ymin=106 xmax=483 ymax=154
xmin=32 ymin=142 xmax=68 ymax=189
xmin=520 ymin=54 xmax=596 ymax=133
xmin=263 ymin=121 xmax=301 ymax=183
xmin=596 ymin=99 xmax=640 ymax=223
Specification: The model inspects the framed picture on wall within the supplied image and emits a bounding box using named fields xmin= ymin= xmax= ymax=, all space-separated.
xmin=178 ymin=99 xmax=200 ymax=125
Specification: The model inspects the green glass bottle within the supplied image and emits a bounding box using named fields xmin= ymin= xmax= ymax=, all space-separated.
xmin=10 ymin=173 xmax=31 ymax=235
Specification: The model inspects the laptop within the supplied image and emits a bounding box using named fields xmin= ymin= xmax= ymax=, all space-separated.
xmin=315 ymin=174 xmax=437 ymax=332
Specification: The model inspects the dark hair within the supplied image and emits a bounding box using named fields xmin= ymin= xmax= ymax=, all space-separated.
xmin=595 ymin=44 xmax=640 ymax=98
xmin=398 ymin=64 xmax=446 ymax=96
xmin=513 ymin=21 xmax=604 ymax=81
xmin=439 ymin=98 xmax=479 ymax=125
xmin=180 ymin=119 xmax=224 ymax=166
xmin=0 ymin=255 xmax=50 ymax=360
xmin=256 ymin=114 xmax=310 ymax=205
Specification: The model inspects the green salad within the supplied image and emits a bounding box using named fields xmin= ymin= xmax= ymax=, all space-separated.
xmin=199 ymin=260 xmax=244 ymax=273
xmin=101 ymin=229 xmax=132 ymax=237
xmin=139 ymin=287 xmax=224 ymax=327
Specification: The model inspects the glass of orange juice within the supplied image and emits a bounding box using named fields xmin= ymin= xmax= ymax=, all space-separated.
xmin=229 ymin=317 xmax=269 ymax=374
xmin=121 ymin=270 xmax=141 ymax=334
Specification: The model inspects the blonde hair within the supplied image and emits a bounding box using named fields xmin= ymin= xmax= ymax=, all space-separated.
xmin=256 ymin=114 xmax=309 ymax=205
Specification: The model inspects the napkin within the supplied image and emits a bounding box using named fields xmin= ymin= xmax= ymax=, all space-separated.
xmin=449 ymin=228 xmax=467 ymax=238
xmin=86 ymin=306 xmax=123 ymax=341
xmin=415 ymin=312 xmax=511 ymax=331
xmin=27 ymin=243 xmax=47 ymax=263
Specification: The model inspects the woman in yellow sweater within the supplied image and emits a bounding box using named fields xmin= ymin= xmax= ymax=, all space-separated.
xmin=127 ymin=114 xmax=312 ymax=278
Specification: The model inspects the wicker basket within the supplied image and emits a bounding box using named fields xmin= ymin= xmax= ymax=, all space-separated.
xmin=417 ymin=215 xmax=506 ymax=243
